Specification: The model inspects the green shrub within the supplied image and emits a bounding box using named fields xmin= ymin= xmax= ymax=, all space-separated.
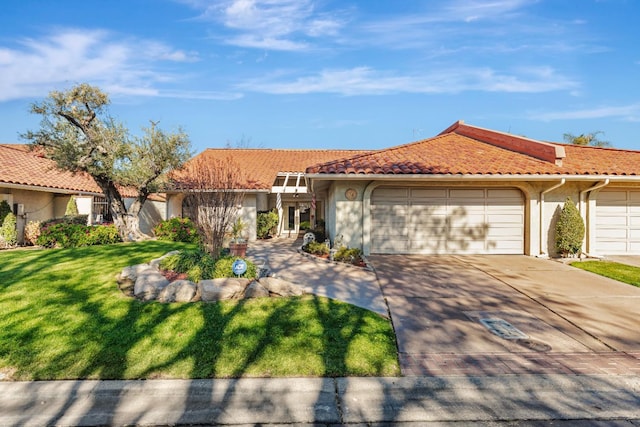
xmin=159 ymin=249 xmax=217 ymax=282
xmin=256 ymin=210 xmax=278 ymax=239
xmin=24 ymin=221 xmax=41 ymax=246
xmin=303 ymin=240 xmax=329 ymax=256
xmin=333 ymin=246 xmax=363 ymax=265
xmin=310 ymin=227 xmax=326 ymax=243
xmin=41 ymin=215 xmax=88 ymax=229
xmin=0 ymin=200 xmax=11 ymax=224
xmin=213 ymin=256 xmax=257 ymax=279
xmin=0 ymin=212 xmax=17 ymax=247
xmin=555 ymin=196 xmax=585 ymax=257
xmin=80 ymin=225 xmax=121 ymax=246
xmin=153 ymin=217 xmax=200 ymax=243
xmin=65 ymin=196 xmax=79 ymax=216
xmin=300 ymin=220 xmax=311 ymax=230
xmin=37 ymin=223 xmax=121 ymax=248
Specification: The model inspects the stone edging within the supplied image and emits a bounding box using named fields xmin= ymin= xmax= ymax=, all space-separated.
xmin=116 ymin=251 xmax=305 ymax=303
xmin=297 ymin=247 xmax=375 ymax=272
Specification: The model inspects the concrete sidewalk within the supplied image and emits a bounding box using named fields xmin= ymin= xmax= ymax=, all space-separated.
xmin=1 ymin=374 xmax=639 ymax=426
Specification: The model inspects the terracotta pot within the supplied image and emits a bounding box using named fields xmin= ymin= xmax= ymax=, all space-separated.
xmin=229 ymin=242 xmax=248 ymax=257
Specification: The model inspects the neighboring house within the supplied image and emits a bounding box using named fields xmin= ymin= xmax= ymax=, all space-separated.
xmin=168 ymin=121 xmax=640 ymax=257
xmin=0 ymin=144 xmax=165 ymax=242
xmin=307 ymin=121 xmax=640 ymax=257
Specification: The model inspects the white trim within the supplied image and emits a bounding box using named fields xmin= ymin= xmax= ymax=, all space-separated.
xmin=307 ymin=174 xmax=640 ymax=183
xmin=271 ymin=172 xmax=308 ymax=194
xmin=539 ymin=179 xmax=566 ymax=256
xmin=0 ymin=182 xmax=101 ymax=195
xmin=579 ymin=180 xmax=610 ymax=255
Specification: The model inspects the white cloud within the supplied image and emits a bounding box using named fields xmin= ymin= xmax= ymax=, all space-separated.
xmin=531 ymin=104 xmax=640 ymax=122
xmin=239 ymin=66 xmax=578 ymax=95
xmin=443 ymin=0 xmax=534 ymax=22
xmin=180 ymin=0 xmax=347 ymax=51
xmin=0 ymin=29 xmax=237 ymax=102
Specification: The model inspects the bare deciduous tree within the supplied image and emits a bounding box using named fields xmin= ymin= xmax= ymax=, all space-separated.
xmin=172 ymin=156 xmax=245 ymax=256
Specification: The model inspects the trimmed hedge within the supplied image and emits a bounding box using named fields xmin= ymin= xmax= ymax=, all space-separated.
xmin=0 ymin=212 xmax=17 ymax=247
xmin=555 ymin=196 xmax=584 ymax=257
xmin=37 ymin=223 xmax=122 ymax=248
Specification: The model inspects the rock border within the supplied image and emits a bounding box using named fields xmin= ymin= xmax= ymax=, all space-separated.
xmin=297 ymin=247 xmax=374 ymax=272
xmin=116 ymin=252 xmax=305 ymax=303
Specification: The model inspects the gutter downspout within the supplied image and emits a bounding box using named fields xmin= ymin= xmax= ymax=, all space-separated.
xmin=579 ymin=179 xmax=610 ymax=256
xmin=539 ymin=179 xmax=566 ymax=256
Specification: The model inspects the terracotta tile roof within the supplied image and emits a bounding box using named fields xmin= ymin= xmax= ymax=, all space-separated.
xmin=0 ymin=144 xmax=103 ymax=193
xmin=306 ymin=122 xmax=640 ymax=177
xmin=554 ymin=144 xmax=640 ymax=175
xmin=171 ymin=148 xmax=370 ymax=190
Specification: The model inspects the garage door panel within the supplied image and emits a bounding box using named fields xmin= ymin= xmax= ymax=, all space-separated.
xmin=597 ymin=228 xmax=627 ymax=239
xmin=410 ymin=205 xmax=447 ymax=217
xmin=410 ymin=188 xmax=447 ymax=198
xmin=597 ymin=215 xmax=627 ymax=226
xmin=488 ymin=226 xmax=522 ymax=237
xmin=596 ymin=189 xmax=640 ymax=254
xmin=629 ymin=192 xmax=640 ymax=202
xmin=372 ymin=187 xmax=408 ymax=200
xmin=371 ymin=187 xmax=524 ymax=255
xmin=598 ymin=191 xmax=628 ymax=203
xmin=449 ymin=189 xmax=485 ymax=198
xmin=488 ymin=213 xmax=523 ymax=223
xmin=373 ymin=238 xmax=408 ymax=253
xmin=487 ymin=188 xmax=522 ymax=198
xmin=492 ymin=239 xmax=524 ymax=251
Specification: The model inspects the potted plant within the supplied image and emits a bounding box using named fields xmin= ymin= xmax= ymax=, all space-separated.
xmin=229 ymin=218 xmax=248 ymax=257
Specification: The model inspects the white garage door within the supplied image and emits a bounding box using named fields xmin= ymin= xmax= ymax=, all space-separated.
xmin=596 ymin=190 xmax=640 ymax=254
xmin=371 ymin=187 xmax=524 ymax=254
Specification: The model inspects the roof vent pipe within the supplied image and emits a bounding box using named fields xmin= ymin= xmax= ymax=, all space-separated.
xmin=539 ymin=179 xmax=566 ymax=256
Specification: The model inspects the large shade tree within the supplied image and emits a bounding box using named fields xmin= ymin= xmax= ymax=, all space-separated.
xmin=23 ymin=83 xmax=191 ymax=240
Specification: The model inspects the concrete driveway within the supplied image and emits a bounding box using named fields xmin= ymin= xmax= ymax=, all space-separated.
xmin=369 ymin=255 xmax=640 ymax=375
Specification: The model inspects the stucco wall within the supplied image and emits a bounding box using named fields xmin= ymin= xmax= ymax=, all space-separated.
xmin=165 ymin=193 xmax=185 ymax=219
xmin=141 ymin=200 xmax=166 ymax=235
xmin=165 ymin=192 xmax=257 ymax=241
xmin=8 ymin=189 xmax=56 ymax=223
xmin=239 ymin=194 xmax=257 ymax=241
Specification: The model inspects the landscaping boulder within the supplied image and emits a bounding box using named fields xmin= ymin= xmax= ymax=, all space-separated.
xmin=258 ymin=277 xmax=304 ymax=297
xmin=134 ymin=271 xmax=170 ymax=301
xmin=149 ymin=250 xmax=182 ymax=269
xmin=118 ymin=263 xmax=154 ymax=283
xmin=199 ymin=278 xmax=249 ymax=302
xmin=243 ymin=281 xmax=270 ymax=299
xmin=157 ymin=280 xmax=198 ymax=303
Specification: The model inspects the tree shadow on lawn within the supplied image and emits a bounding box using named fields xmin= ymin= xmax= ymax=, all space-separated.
xmin=0 ymin=241 xmax=399 ymax=425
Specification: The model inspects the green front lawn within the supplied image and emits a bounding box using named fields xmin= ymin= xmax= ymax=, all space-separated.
xmin=0 ymin=241 xmax=399 ymax=380
xmin=570 ymin=260 xmax=640 ymax=287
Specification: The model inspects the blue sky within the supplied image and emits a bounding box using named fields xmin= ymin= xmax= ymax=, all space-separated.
xmin=1 ymin=0 xmax=639 ymax=153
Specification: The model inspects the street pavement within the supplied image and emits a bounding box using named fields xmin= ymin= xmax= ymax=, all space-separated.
xmin=1 ymin=239 xmax=639 ymax=425
xmin=1 ymin=375 xmax=639 ymax=426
